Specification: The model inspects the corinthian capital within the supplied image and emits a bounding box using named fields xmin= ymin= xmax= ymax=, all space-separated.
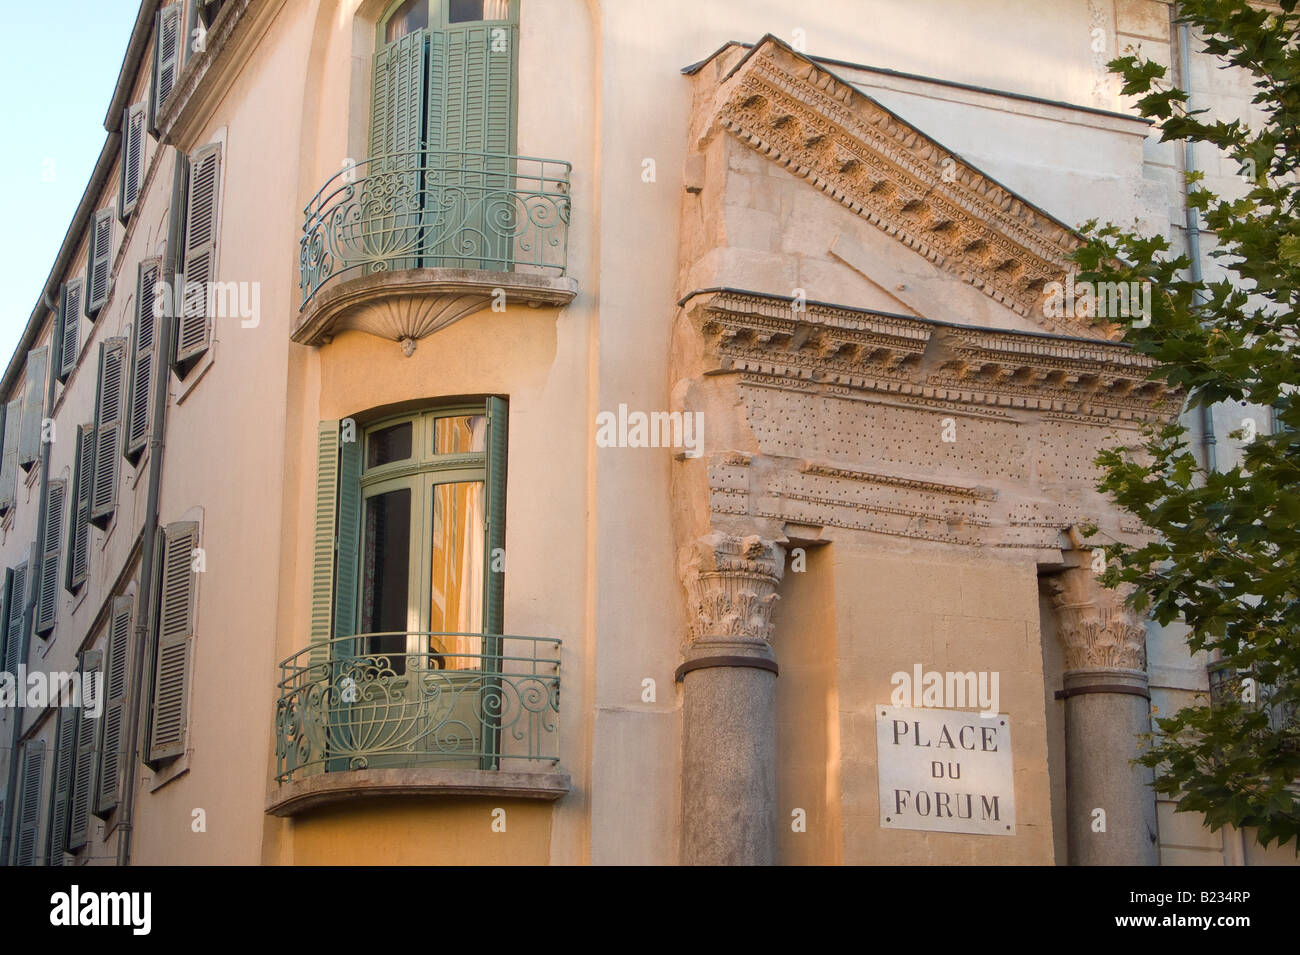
xmin=680 ymin=532 xmax=785 ymax=644
xmin=1046 ymin=565 xmax=1147 ymax=673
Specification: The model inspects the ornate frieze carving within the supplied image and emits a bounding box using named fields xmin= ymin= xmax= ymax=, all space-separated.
xmin=680 ymin=533 xmax=785 ymax=644
xmin=686 ymin=289 xmax=1180 ymax=422
xmin=707 ymin=38 xmax=1105 ymax=338
xmin=1047 ymin=566 xmax=1148 ymax=672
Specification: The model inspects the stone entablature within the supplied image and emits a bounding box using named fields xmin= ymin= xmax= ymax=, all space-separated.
xmin=684 ymin=289 xmax=1177 ymax=421
xmin=697 ymin=36 xmax=1110 ymax=338
xmin=675 ymin=289 xmax=1178 ymax=555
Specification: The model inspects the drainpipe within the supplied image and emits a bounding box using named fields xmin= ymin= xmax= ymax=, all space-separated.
xmin=0 ymin=289 xmax=60 ymax=865
xmin=1176 ymin=14 xmax=1216 ymax=473
xmin=115 ymin=152 xmax=184 ymax=867
xmin=1178 ymin=7 xmax=1247 ymax=867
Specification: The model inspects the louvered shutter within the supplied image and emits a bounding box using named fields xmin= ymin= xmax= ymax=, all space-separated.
xmin=370 ymin=30 xmax=427 ymax=159
xmin=0 ymin=398 xmax=18 ymax=513
xmin=309 ymin=422 xmax=340 ymax=665
xmin=479 ymin=398 xmax=509 ymax=769
xmin=151 ymin=4 xmax=182 ymax=134
xmin=0 ymin=568 xmax=10 ymax=675
xmin=86 ymin=210 xmax=114 ymax=317
xmin=3 ymin=562 xmax=28 ymax=676
xmin=95 ymin=597 xmax=132 ymax=816
xmin=15 ymin=740 xmax=45 ymax=867
xmin=119 ymin=103 xmax=146 ymax=220
xmin=67 ymin=649 xmax=101 ymax=851
xmin=90 ymin=339 xmax=126 ymax=528
xmin=47 ymin=704 xmax=76 ymax=865
xmin=176 ymin=144 xmax=220 ymax=369
xmin=66 ymin=424 xmax=93 ymax=592
xmin=149 ymin=521 xmax=197 ymax=762
xmin=57 ymin=279 xmax=83 ymax=381
xmin=485 ymin=396 xmax=508 ymax=634
xmin=126 ymin=258 xmax=161 ymax=463
xmin=369 ymin=31 xmax=426 ymax=273
xmin=335 ymin=435 xmax=361 ymax=642
xmin=17 ymin=347 xmax=48 ymax=471
xmin=436 ymin=23 xmax=515 ymax=155
xmin=34 ymin=479 xmax=66 ymax=635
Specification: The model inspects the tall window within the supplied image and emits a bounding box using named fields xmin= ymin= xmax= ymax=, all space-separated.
xmin=359 ymin=411 xmax=488 ymax=672
xmin=312 ymin=400 xmax=508 ymax=669
xmin=368 ymin=0 xmax=518 ymax=270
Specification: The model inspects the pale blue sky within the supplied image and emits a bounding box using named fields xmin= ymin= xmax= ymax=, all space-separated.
xmin=0 ymin=1 xmax=142 ymax=365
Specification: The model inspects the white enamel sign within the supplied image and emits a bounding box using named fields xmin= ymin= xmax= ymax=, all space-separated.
xmin=876 ymin=705 xmax=1016 ymax=836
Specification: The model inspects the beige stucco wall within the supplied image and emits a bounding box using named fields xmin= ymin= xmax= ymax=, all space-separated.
xmin=4 ymin=0 xmax=1294 ymax=868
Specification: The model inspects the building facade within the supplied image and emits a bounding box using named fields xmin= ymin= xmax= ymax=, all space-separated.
xmin=0 ymin=0 xmax=1293 ymax=865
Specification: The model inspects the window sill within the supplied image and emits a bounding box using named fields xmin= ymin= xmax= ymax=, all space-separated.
xmin=175 ymin=342 xmax=216 ymax=406
xmin=265 ymin=767 xmax=571 ymax=818
xmin=147 ymin=752 xmax=191 ymax=793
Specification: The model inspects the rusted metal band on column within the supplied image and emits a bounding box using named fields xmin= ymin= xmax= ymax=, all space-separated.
xmin=1054 ymin=683 xmax=1150 ymax=701
xmin=675 ymin=656 xmax=779 ymax=682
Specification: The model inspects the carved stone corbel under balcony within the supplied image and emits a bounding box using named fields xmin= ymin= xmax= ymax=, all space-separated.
xmin=289 ymin=267 xmax=578 ymax=347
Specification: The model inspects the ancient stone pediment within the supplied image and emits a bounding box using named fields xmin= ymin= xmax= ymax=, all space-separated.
xmin=699 ymin=36 xmax=1111 ymax=340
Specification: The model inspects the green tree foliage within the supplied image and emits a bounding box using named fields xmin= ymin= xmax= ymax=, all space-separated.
xmin=1075 ymin=0 xmax=1300 ymax=850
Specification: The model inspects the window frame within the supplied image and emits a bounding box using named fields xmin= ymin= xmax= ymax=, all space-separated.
xmin=353 ymin=407 xmax=491 ymax=663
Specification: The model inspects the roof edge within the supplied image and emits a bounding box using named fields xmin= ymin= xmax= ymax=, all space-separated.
xmin=683 ymin=37 xmax=1153 ymax=128
xmin=1 ymin=132 xmax=122 ymax=399
xmin=104 ymin=1 xmax=162 ymax=132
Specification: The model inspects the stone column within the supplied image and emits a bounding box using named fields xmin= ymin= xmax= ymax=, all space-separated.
xmin=677 ymin=532 xmax=785 ymax=865
xmin=1048 ymin=565 xmax=1160 ymax=865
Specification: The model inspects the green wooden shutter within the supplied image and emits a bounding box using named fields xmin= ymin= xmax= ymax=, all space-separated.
xmin=310 ymin=422 xmax=341 ymax=665
xmin=335 ymin=434 xmax=361 ymax=642
xmin=90 ymin=339 xmax=126 ymax=528
xmin=151 ymin=3 xmax=182 ymax=134
xmin=120 ymin=102 xmax=146 ymax=220
xmin=369 ymin=31 xmax=427 ymax=274
xmin=176 ymin=144 xmax=220 ymax=369
xmin=67 ymin=649 xmax=101 ymax=851
xmin=480 ymin=397 xmax=508 ymax=769
xmin=370 ymin=30 xmax=427 ymax=159
xmin=66 ymin=424 xmax=94 ymax=592
xmin=484 ymin=396 xmax=508 ymax=635
xmin=436 ymin=23 xmax=515 ymax=155
xmin=86 ymin=210 xmax=114 ymax=317
xmin=427 ymin=23 xmax=515 ymax=269
xmin=18 ymin=347 xmax=48 ymax=471
xmin=15 ymin=740 xmax=45 ymax=867
xmin=47 ymin=704 xmax=76 ymax=865
xmin=95 ymin=596 xmax=132 ymax=816
xmin=126 ymin=258 xmax=161 ymax=464
xmin=149 ymin=521 xmax=197 ymax=762
xmin=57 ymin=279 xmax=83 ymax=381
xmin=35 ymin=479 xmax=66 ymax=635
xmin=0 ymin=398 xmax=19 ymax=512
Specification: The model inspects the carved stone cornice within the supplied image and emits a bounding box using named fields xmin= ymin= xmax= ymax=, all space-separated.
xmin=685 ymin=288 xmax=1181 ymax=422
xmin=680 ymin=533 xmax=785 ymax=644
xmin=1047 ymin=566 xmax=1147 ymax=673
xmin=707 ymin=37 xmax=1107 ymax=338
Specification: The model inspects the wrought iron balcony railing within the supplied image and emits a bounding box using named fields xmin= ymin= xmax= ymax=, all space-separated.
xmin=299 ymin=151 xmax=571 ymax=308
xmin=274 ymin=632 xmax=561 ymax=785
